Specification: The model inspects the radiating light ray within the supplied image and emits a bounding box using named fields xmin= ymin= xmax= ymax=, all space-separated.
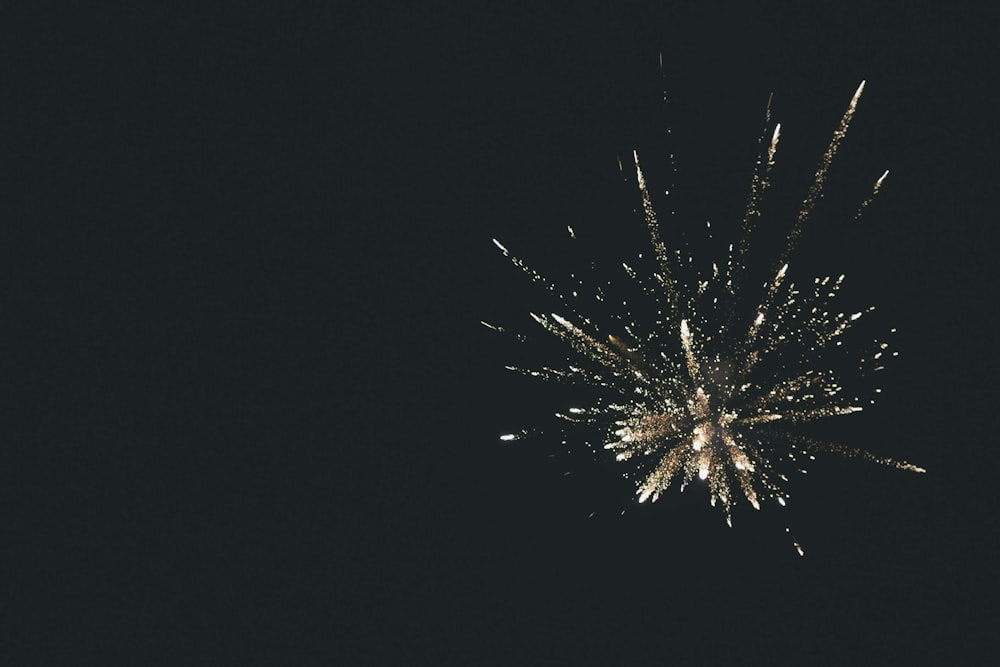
xmin=781 ymin=80 xmax=866 ymax=266
xmin=487 ymin=82 xmax=923 ymax=553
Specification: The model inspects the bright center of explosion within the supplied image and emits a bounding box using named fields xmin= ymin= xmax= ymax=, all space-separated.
xmin=689 ymin=360 xmax=751 ymax=477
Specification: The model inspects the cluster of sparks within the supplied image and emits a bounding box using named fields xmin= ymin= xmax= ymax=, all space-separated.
xmin=486 ymin=79 xmax=924 ymax=549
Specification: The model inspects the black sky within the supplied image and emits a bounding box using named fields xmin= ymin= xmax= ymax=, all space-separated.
xmin=5 ymin=2 xmax=998 ymax=664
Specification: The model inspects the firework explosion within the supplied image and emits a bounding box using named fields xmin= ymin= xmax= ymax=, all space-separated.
xmin=486 ymin=80 xmax=923 ymax=549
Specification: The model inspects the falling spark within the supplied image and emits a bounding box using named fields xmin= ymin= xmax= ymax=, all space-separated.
xmin=854 ymin=169 xmax=890 ymax=220
xmin=487 ymin=82 xmax=923 ymax=547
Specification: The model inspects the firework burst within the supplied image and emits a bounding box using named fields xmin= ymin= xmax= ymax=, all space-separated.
xmin=486 ymin=79 xmax=923 ymax=549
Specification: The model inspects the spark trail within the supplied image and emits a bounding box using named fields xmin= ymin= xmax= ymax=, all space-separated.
xmin=486 ymin=81 xmax=924 ymax=549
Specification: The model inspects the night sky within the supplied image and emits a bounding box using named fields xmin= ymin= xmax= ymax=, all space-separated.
xmin=6 ymin=3 xmax=998 ymax=664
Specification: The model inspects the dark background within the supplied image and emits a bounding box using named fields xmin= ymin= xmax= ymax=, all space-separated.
xmin=5 ymin=2 xmax=997 ymax=664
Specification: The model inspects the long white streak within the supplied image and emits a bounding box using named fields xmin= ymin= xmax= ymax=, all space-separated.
xmin=781 ymin=81 xmax=865 ymax=264
xmin=634 ymin=151 xmax=681 ymax=319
